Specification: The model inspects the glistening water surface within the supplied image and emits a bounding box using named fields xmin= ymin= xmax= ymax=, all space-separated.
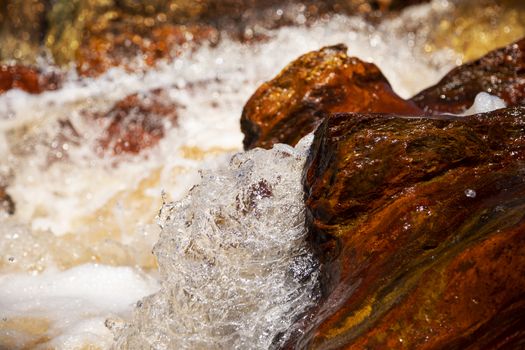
xmin=0 ymin=2 xmax=465 ymax=349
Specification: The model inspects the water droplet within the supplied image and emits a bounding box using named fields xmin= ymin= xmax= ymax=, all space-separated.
xmin=464 ymin=189 xmax=476 ymax=198
xmin=494 ymin=205 xmax=505 ymax=212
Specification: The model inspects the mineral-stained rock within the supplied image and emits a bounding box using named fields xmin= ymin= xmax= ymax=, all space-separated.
xmin=76 ymin=24 xmax=218 ymax=77
xmin=45 ymin=0 xmax=220 ymax=74
xmin=241 ymin=44 xmax=422 ymax=150
xmin=299 ymin=107 xmax=525 ymax=349
xmin=411 ymin=38 xmax=525 ymax=114
xmin=45 ymin=1 xmax=430 ymax=75
xmin=0 ymin=65 xmax=61 ymax=94
xmin=95 ymin=89 xmax=177 ymax=155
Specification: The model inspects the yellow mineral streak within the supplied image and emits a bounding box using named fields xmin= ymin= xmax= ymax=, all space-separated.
xmin=326 ymin=303 xmax=373 ymax=339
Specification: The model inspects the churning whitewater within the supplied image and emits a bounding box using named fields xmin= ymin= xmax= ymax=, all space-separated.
xmin=0 ymin=1 xmax=461 ymax=348
xmin=113 ymin=135 xmax=319 ymax=349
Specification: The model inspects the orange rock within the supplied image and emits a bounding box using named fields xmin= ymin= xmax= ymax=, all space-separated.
xmin=76 ymin=23 xmax=218 ymax=77
xmin=296 ymin=107 xmax=525 ymax=349
xmin=0 ymin=65 xmax=61 ymax=95
xmin=411 ymin=37 xmax=525 ymax=114
xmin=240 ymin=44 xmax=422 ymax=150
xmin=95 ymin=89 xmax=177 ymax=155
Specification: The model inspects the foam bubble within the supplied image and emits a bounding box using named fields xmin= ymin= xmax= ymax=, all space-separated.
xmin=461 ymin=92 xmax=507 ymax=115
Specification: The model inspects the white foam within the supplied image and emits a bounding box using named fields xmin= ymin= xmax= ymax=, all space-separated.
xmin=1 ymin=3 xmax=456 ymax=238
xmin=0 ymin=264 xmax=159 ymax=349
xmin=461 ymin=92 xmax=507 ymax=115
xmin=0 ymin=2 xmax=459 ymax=348
xmin=114 ymin=136 xmax=318 ymax=349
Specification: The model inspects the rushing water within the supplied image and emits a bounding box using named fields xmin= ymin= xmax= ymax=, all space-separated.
xmin=113 ymin=136 xmax=319 ymax=349
xmin=0 ymin=2 xmax=461 ymax=349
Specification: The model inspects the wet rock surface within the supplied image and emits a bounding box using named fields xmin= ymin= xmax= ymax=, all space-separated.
xmin=75 ymin=23 xmax=219 ymax=77
xmin=0 ymin=65 xmax=61 ymax=95
xmin=240 ymin=37 xmax=525 ymax=150
xmin=299 ymin=107 xmax=525 ymax=349
xmin=411 ymin=38 xmax=525 ymax=114
xmin=2 ymin=0 xmax=524 ymax=76
xmin=241 ymin=44 xmax=421 ymax=150
xmin=94 ymin=89 xmax=177 ymax=155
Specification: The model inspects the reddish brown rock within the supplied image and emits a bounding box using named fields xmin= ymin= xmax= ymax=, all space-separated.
xmin=411 ymin=37 xmax=525 ymax=114
xmin=95 ymin=89 xmax=177 ymax=155
xmin=297 ymin=107 xmax=525 ymax=349
xmin=43 ymin=0 xmax=429 ymax=70
xmin=0 ymin=65 xmax=61 ymax=94
xmin=240 ymin=44 xmax=422 ymax=150
xmin=76 ymin=23 xmax=219 ymax=77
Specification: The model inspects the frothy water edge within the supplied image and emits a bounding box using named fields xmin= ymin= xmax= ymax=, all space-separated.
xmin=0 ymin=2 xmax=463 ymax=348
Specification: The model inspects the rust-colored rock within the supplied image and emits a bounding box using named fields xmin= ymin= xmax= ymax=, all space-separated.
xmin=0 ymin=65 xmax=61 ymax=95
xmin=411 ymin=38 xmax=525 ymax=114
xmin=43 ymin=0 xmax=429 ymax=68
xmin=76 ymin=23 xmax=218 ymax=77
xmin=298 ymin=107 xmax=525 ymax=349
xmin=95 ymin=89 xmax=177 ymax=155
xmin=240 ymin=44 xmax=422 ymax=150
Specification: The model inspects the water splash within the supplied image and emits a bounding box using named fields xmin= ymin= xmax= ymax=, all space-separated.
xmin=112 ymin=136 xmax=319 ymax=349
xmin=0 ymin=2 xmax=461 ymax=348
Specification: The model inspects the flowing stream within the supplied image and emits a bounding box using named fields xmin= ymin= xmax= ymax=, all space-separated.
xmin=0 ymin=1 xmax=461 ymax=349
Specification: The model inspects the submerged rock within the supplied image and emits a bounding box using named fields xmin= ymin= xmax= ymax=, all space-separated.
xmin=300 ymin=107 xmax=525 ymax=349
xmin=0 ymin=65 xmax=61 ymax=95
xmin=94 ymin=89 xmax=178 ymax=155
xmin=75 ymin=23 xmax=219 ymax=77
xmin=411 ymin=38 xmax=525 ymax=114
xmin=241 ymin=44 xmax=421 ymax=150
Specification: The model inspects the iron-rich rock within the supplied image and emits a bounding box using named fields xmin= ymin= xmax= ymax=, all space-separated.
xmin=411 ymin=38 xmax=525 ymax=114
xmin=298 ymin=107 xmax=525 ymax=349
xmin=45 ymin=0 xmax=430 ymax=76
xmin=0 ymin=65 xmax=61 ymax=94
xmin=95 ymin=89 xmax=178 ymax=155
xmin=240 ymin=44 xmax=422 ymax=150
xmin=76 ymin=23 xmax=218 ymax=77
